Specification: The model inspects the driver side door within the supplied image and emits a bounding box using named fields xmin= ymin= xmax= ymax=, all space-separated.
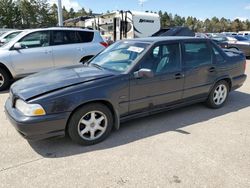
xmin=9 ymin=31 xmax=54 ymax=76
xmin=129 ymin=42 xmax=184 ymax=114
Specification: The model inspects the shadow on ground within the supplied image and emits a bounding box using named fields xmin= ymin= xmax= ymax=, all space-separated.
xmin=0 ymin=90 xmax=9 ymax=94
xmin=29 ymin=91 xmax=250 ymax=158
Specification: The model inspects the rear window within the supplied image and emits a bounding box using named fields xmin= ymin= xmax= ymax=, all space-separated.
xmin=183 ymin=42 xmax=212 ymax=67
xmin=77 ymin=31 xmax=94 ymax=43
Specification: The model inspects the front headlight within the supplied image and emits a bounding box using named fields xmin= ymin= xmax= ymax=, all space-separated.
xmin=15 ymin=99 xmax=46 ymax=116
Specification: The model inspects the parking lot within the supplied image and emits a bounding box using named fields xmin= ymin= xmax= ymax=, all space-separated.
xmin=0 ymin=61 xmax=249 ymax=188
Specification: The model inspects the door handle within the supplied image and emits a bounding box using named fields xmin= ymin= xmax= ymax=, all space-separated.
xmin=208 ymin=67 xmax=216 ymax=73
xmin=175 ymin=73 xmax=184 ymax=79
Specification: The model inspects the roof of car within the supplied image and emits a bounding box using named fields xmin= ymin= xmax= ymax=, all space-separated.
xmin=22 ymin=27 xmax=96 ymax=32
xmin=124 ymin=36 xmax=209 ymax=43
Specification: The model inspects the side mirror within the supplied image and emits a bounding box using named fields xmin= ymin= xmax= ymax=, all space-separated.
xmin=134 ymin=68 xmax=154 ymax=79
xmin=13 ymin=43 xmax=23 ymax=50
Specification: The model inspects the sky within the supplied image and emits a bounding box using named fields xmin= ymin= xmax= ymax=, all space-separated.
xmin=51 ymin=0 xmax=250 ymax=21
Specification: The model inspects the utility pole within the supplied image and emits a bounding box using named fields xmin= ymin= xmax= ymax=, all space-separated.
xmin=138 ymin=0 xmax=146 ymax=11
xmin=58 ymin=0 xmax=63 ymax=26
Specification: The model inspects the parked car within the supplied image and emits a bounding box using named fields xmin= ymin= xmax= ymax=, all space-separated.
xmin=5 ymin=37 xmax=247 ymax=145
xmin=0 ymin=30 xmax=22 ymax=46
xmin=195 ymin=33 xmax=209 ymax=38
xmin=0 ymin=27 xmax=107 ymax=91
xmin=238 ymin=31 xmax=250 ymax=40
xmin=212 ymin=35 xmax=250 ymax=56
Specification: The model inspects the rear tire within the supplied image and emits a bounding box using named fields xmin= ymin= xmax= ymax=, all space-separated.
xmin=68 ymin=103 xmax=113 ymax=145
xmin=0 ymin=68 xmax=11 ymax=91
xmin=206 ymin=80 xmax=229 ymax=109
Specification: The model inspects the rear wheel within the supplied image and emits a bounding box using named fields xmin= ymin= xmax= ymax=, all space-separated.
xmin=0 ymin=68 xmax=11 ymax=91
xmin=206 ymin=80 xmax=229 ymax=109
xmin=68 ymin=103 xmax=113 ymax=145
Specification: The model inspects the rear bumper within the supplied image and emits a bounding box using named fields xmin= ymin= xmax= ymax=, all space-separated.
xmin=231 ymin=74 xmax=247 ymax=91
xmin=5 ymin=98 xmax=71 ymax=141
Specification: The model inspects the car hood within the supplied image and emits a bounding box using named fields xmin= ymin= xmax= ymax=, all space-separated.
xmin=11 ymin=65 xmax=115 ymax=101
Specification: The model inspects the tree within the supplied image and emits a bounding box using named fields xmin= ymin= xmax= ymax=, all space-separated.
xmin=0 ymin=0 xmax=21 ymax=28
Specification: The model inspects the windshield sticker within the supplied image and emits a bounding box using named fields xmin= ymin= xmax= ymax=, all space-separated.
xmin=127 ymin=46 xmax=144 ymax=53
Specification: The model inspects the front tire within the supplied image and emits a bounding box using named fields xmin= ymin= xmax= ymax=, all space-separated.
xmin=68 ymin=103 xmax=113 ymax=145
xmin=206 ymin=80 xmax=229 ymax=109
xmin=0 ymin=68 xmax=11 ymax=91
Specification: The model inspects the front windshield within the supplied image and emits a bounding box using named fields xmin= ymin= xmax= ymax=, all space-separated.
xmin=90 ymin=41 xmax=150 ymax=72
xmin=5 ymin=32 xmax=22 ymax=42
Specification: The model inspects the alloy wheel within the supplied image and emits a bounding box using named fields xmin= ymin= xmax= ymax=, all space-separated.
xmin=77 ymin=111 xmax=108 ymax=141
xmin=213 ymin=84 xmax=228 ymax=106
xmin=0 ymin=73 xmax=4 ymax=87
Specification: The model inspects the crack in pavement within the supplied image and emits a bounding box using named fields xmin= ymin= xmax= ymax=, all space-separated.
xmin=0 ymin=158 xmax=43 ymax=173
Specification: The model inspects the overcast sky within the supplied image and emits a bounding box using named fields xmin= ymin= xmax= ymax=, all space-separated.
xmin=51 ymin=0 xmax=250 ymax=21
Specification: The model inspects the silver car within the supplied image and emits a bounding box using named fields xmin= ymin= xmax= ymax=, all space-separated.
xmin=0 ymin=30 xmax=22 ymax=46
xmin=0 ymin=27 xmax=107 ymax=90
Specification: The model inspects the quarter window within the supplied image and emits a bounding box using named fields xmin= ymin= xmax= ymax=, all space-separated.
xmin=184 ymin=42 xmax=212 ymax=67
xmin=19 ymin=31 xmax=50 ymax=48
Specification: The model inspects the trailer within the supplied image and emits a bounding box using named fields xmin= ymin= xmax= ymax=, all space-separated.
xmin=84 ymin=11 xmax=161 ymax=41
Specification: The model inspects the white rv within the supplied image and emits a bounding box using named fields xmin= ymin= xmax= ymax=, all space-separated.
xmin=84 ymin=11 xmax=161 ymax=41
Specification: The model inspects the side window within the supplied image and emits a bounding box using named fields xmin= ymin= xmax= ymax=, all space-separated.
xmin=64 ymin=31 xmax=79 ymax=44
xmin=212 ymin=45 xmax=225 ymax=63
xmin=139 ymin=43 xmax=181 ymax=74
xmin=183 ymin=42 xmax=212 ymax=67
xmin=19 ymin=31 xmax=49 ymax=48
xmin=52 ymin=31 xmax=64 ymax=45
xmin=156 ymin=43 xmax=181 ymax=74
xmin=77 ymin=31 xmax=94 ymax=43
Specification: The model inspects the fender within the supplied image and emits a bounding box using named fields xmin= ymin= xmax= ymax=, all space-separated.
xmin=209 ymin=75 xmax=232 ymax=93
xmin=0 ymin=62 xmax=16 ymax=79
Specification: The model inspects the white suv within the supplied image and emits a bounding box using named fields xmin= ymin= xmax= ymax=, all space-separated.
xmin=0 ymin=27 xmax=107 ymax=91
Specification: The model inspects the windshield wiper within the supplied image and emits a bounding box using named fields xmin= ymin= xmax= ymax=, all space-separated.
xmin=90 ymin=63 xmax=103 ymax=70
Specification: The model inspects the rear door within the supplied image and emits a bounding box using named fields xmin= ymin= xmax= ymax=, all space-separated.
xmin=51 ymin=30 xmax=89 ymax=67
xmin=10 ymin=31 xmax=53 ymax=76
xmin=182 ymin=40 xmax=217 ymax=99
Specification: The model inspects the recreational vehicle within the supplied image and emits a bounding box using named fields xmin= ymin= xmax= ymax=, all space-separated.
xmin=84 ymin=11 xmax=161 ymax=41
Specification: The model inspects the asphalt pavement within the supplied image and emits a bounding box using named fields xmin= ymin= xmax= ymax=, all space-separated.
xmin=0 ymin=61 xmax=249 ymax=188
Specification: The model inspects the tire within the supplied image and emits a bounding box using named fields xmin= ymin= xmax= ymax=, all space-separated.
xmin=0 ymin=68 xmax=11 ymax=91
xmin=68 ymin=103 xmax=113 ymax=145
xmin=206 ymin=80 xmax=229 ymax=109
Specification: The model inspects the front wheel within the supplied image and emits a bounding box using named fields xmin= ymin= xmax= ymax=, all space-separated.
xmin=206 ymin=81 xmax=229 ymax=109
xmin=68 ymin=103 xmax=113 ymax=145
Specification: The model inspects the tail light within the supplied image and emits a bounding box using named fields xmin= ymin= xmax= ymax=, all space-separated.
xmin=100 ymin=42 xmax=108 ymax=48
